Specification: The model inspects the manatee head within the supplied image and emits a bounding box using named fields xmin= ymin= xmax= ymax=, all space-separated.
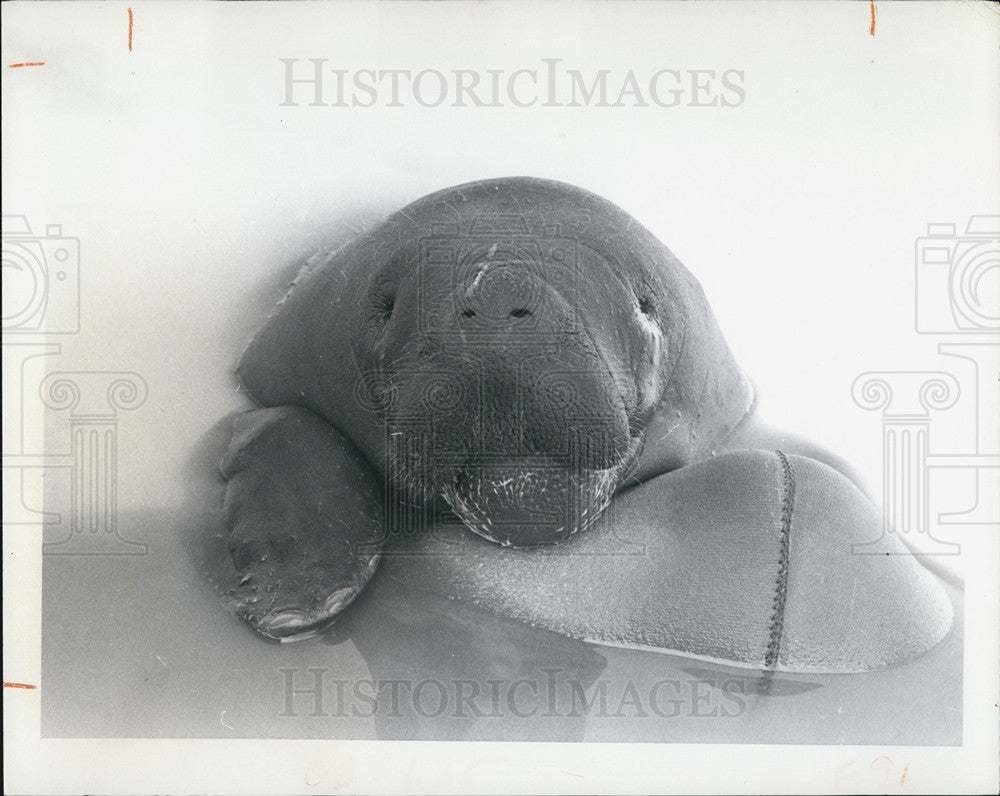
xmin=237 ymin=177 xmax=753 ymax=548
xmin=352 ymin=212 xmax=666 ymax=545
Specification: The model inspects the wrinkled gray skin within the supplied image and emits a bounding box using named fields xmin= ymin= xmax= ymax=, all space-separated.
xmin=238 ymin=178 xmax=754 ymax=541
xmin=225 ymin=177 xmax=857 ymax=640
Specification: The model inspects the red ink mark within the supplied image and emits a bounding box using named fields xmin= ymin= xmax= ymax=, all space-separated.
xmin=900 ymin=764 xmax=909 ymax=785
xmin=3 ymin=682 xmax=37 ymax=689
xmin=870 ymin=1 xmax=877 ymax=36
xmin=8 ymin=62 xmax=45 ymax=69
xmin=128 ymin=8 xmax=134 ymax=52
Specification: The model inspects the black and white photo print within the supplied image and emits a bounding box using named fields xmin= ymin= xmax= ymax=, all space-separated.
xmin=3 ymin=2 xmax=997 ymax=794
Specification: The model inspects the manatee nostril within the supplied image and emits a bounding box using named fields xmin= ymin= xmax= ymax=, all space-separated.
xmin=509 ymin=308 xmax=532 ymax=319
xmin=462 ymin=308 xmax=476 ymax=318
xmin=638 ymin=296 xmax=654 ymax=316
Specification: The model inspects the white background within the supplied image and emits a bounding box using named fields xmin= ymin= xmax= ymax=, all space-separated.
xmin=3 ymin=1 xmax=999 ymax=793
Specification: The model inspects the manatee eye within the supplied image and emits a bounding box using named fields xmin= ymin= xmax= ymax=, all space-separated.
xmin=638 ymin=296 xmax=655 ymax=316
xmin=380 ymin=296 xmax=395 ymax=321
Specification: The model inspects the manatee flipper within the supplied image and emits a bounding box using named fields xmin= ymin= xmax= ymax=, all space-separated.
xmin=220 ymin=406 xmax=384 ymax=641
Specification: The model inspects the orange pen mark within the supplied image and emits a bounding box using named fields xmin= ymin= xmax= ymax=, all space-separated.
xmin=304 ymin=771 xmax=324 ymax=787
xmin=128 ymin=8 xmax=134 ymax=52
xmin=4 ymin=682 xmax=37 ymax=689
xmin=8 ymin=62 xmax=45 ymax=69
xmin=900 ymin=764 xmax=909 ymax=785
xmin=870 ymin=1 xmax=877 ymax=36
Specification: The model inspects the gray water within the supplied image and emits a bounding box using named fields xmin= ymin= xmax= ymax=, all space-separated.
xmin=39 ymin=423 xmax=963 ymax=743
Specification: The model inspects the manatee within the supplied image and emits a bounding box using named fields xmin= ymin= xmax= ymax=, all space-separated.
xmin=220 ymin=177 xmax=953 ymax=671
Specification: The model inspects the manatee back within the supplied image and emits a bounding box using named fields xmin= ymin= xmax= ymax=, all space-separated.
xmin=383 ymin=450 xmax=954 ymax=673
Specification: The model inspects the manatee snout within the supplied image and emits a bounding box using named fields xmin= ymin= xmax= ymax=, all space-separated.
xmin=383 ymin=342 xmax=638 ymax=547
